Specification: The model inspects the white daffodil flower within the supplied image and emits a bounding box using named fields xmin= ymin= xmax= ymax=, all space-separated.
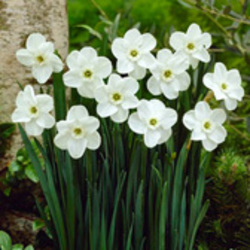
xmin=63 ymin=47 xmax=112 ymax=98
xmin=111 ymin=28 xmax=156 ymax=79
xmin=128 ymin=99 xmax=177 ymax=148
xmin=54 ymin=106 xmax=101 ymax=159
xmin=169 ymin=23 xmax=212 ymax=69
xmin=147 ymin=49 xmax=190 ymax=99
xmin=16 ymin=33 xmax=63 ymax=84
xmin=183 ymin=101 xmax=227 ymax=151
xmin=95 ymin=74 xmax=139 ymax=123
xmin=203 ymin=62 xmax=244 ymax=111
xmin=11 ymin=85 xmax=55 ymax=136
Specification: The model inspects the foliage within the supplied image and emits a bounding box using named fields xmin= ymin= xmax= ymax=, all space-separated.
xmin=0 ymin=231 xmax=33 ymax=250
xmin=197 ymin=148 xmax=250 ymax=249
xmin=0 ymin=123 xmax=15 ymax=158
xmin=0 ymin=143 xmax=40 ymax=196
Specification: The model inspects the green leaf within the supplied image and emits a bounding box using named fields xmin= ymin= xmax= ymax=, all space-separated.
xmin=32 ymin=218 xmax=45 ymax=231
xmin=0 ymin=231 xmax=12 ymax=250
xmin=25 ymin=164 xmax=39 ymax=183
xmin=12 ymin=244 xmax=24 ymax=250
xmin=77 ymin=24 xmax=103 ymax=40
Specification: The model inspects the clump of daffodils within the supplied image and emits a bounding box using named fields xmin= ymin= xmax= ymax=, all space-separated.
xmin=13 ymin=23 xmax=244 ymax=159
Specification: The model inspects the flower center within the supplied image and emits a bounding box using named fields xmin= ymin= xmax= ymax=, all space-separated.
xmin=83 ymin=70 xmax=93 ymax=79
xmin=221 ymin=83 xmax=227 ymax=90
xmin=130 ymin=49 xmax=138 ymax=58
xmin=74 ymin=127 xmax=83 ymax=136
xmin=30 ymin=106 xmax=38 ymax=114
xmin=112 ymin=92 xmax=122 ymax=102
xmin=187 ymin=43 xmax=195 ymax=51
xmin=164 ymin=70 xmax=172 ymax=79
xmin=203 ymin=121 xmax=211 ymax=130
xmin=149 ymin=118 xmax=158 ymax=126
xmin=36 ymin=55 xmax=44 ymax=63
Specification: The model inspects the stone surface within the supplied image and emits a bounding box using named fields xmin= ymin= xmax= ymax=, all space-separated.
xmin=0 ymin=0 xmax=68 ymax=169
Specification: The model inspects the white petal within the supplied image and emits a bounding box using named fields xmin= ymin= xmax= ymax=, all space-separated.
xmin=12 ymin=109 xmax=30 ymax=123
xmin=86 ymin=132 xmax=101 ymax=150
xmin=203 ymin=73 xmax=215 ymax=89
xmin=36 ymin=95 xmax=54 ymax=112
xmin=138 ymin=53 xmax=156 ymax=68
xmin=157 ymin=49 xmax=173 ymax=63
xmin=190 ymin=57 xmax=199 ymax=69
xmin=32 ymin=65 xmax=53 ymax=84
xmin=36 ymin=113 xmax=55 ymax=128
xmin=187 ymin=23 xmax=202 ymax=38
xmin=175 ymin=72 xmax=191 ymax=91
xmin=128 ymin=113 xmax=146 ymax=134
xmin=67 ymin=105 xmax=89 ymax=120
xmin=214 ymin=62 xmax=227 ymax=82
xmin=56 ymin=120 xmax=73 ymax=132
xmin=117 ymin=59 xmax=134 ymax=74
xmin=26 ymin=33 xmax=46 ymax=51
xmin=148 ymin=99 xmax=165 ymax=111
xmin=80 ymin=47 xmax=97 ymax=59
xmin=77 ymin=79 xmax=103 ymax=98
xmin=97 ymin=102 xmax=118 ymax=118
xmin=209 ymin=125 xmax=227 ymax=144
xmin=54 ymin=132 xmax=69 ymax=149
xmin=23 ymin=85 xmax=37 ymax=103
xmin=49 ymin=54 xmax=63 ymax=72
xmin=137 ymin=100 xmax=151 ymax=120
xmin=169 ymin=32 xmax=186 ymax=50
xmin=39 ymin=42 xmax=54 ymax=55
xmin=160 ymin=108 xmax=178 ymax=129
xmin=210 ymin=109 xmax=227 ymax=124
xmin=227 ymin=69 xmax=241 ymax=86
xmin=129 ymin=65 xmax=146 ymax=80
xmin=197 ymin=33 xmax=212 ymax=48
xmin=111 ymin=38 xmax=127 ymax=59
xmin=16 ymin=49 xmax=35 ymax=66
xmin=224 ymin=98 xmax=237 ymax=111
xmin=161 ymin=83 xmax=179 ymax=100
xmin=124 ymin=29 xmax=141 ymax=43
xmin=193 ymin=48 xmax=210 ymax=63
xmin=147 ymin=76 xmax=162 ymax=95
xmin=121 ymin=77 xmax=139 ymax=95
xmin=228 ymin=87 xmax=244 ymax=101
xmin=195 ymin=101 xmax=211 ymax=121
xmin=183 ymin=110 xmax=197 ymax=130
xmin=107 ymin=73 xmax=122 ymax=86
xmin=81 ymin=117 xmax=100 ymax=134
xmin=144 ymin=129 xmax=161 ymax=148
xmin=202 ymin=139 xmax=218 ymax=151
xmin=171 ymin=52 xmax=189 ymax=73
xmin=191 ymin=128 xmax=206 ymax=141
xmin=122 ymin=95 xmax=139 ymax=109
xmin=25 ymin=121 xmax=43 ymax=136
xmin=140 ymin=33 xmax=157 ymax=52
xmin=63 ymin=70 xmax=82 ymax=88
xmin=77 ymin=83 xmax=96 ymax=98
xmin=94 ymin=57 xmax=112 ymax=78
xmin=157 ymin=128 xmax=172 ymax=145
xmin=111 ymin=108 xmax=129 ymax=123
xmin=66 ymin=51 xmax=80 ymax=69
xmin=68 ymin=138 xmax=87 ymax=159
xmin=95 ymin=86 xmax=109 ymax=103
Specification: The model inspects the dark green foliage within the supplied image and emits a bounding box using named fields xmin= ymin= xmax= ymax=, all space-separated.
xmin=0 ymin=143 xmax=40 ymax=196
xmin=197 ymin=149 xmax=250 ymax=249
xmin=0 ymin=123 xmax=15 ymax=158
